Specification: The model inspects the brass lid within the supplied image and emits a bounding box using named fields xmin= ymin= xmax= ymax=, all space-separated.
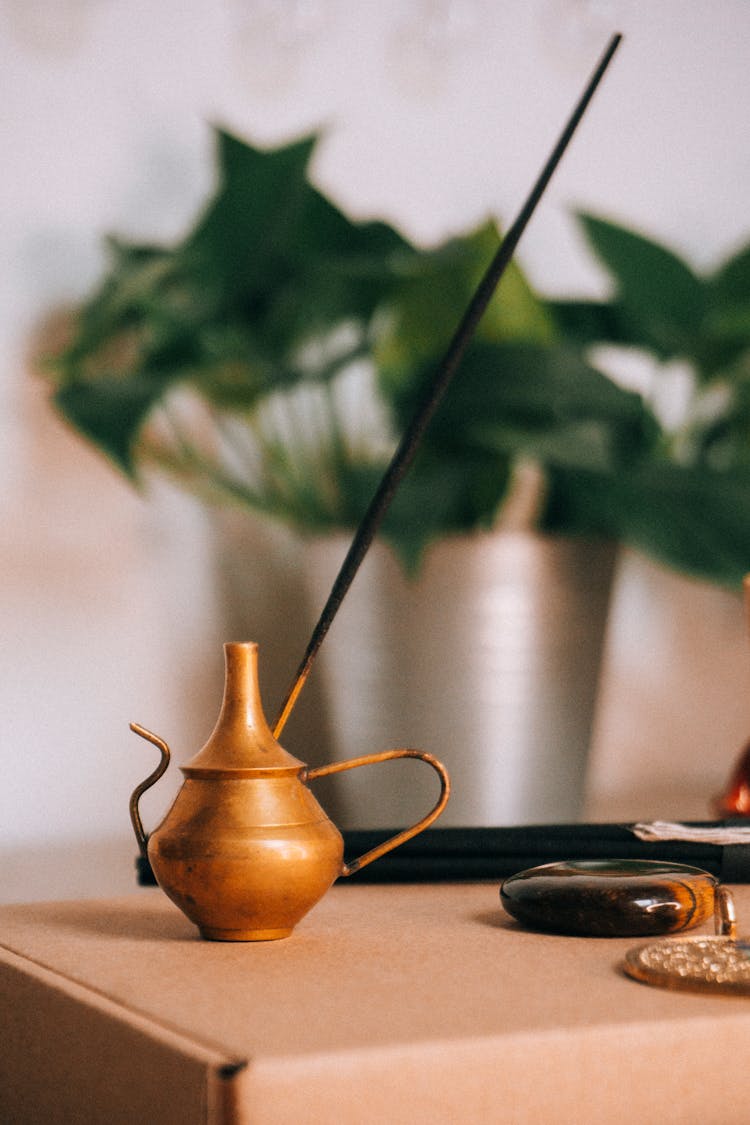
xmin=181 ymin=642 xmax=305 ymax=778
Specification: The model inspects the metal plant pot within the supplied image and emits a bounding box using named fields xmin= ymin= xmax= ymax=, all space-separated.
xmin=302 ymin=530 xmax=617 ymax=828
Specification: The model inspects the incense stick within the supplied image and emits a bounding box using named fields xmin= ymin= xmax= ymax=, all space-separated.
xmin=274 ymin=32 xmax=623 ymax=739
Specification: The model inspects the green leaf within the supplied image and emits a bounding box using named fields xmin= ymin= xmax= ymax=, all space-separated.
xmin=374 ymin=221 xmax=554 ymax=391
xmin=390 ymin=340 xmax=657 ymax=473
xmin=578 ymin=213 xmax=706 ymax=358
xmin=186 ymin=129 xmax=416 ymax=336
xmin=699 ymin=242 xmax=750 ymax=374
xmin=711 ymin=241 xmax=750 ymax=306
xmin=543 ymin=462 xmax=750 ymax=588
xmin=546 ymin=298 xmax=645 ymax=350
xmin=186 ymin=130 xmax=317 ymax=298
xmin=476 ymin=419 xmax=617 ymax=474
xmin=53 ymin=373 xmax=167 ymax=475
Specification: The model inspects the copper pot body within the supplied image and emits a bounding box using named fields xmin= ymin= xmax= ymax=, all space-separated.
xmin=148 ymin=775 xmax=345 ymax=941
xmin=130 ymin=642 xmax=450 ymax=941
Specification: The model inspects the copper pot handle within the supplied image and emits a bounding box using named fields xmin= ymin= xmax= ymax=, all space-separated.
xmin=305 ymin=749 xmax=450 ymax=876
xmin=128 ymin=722 xmax=171 ymax=858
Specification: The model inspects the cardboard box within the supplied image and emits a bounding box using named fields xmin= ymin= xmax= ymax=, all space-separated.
xmin=3 ymin=883 xmax=750 ymax=1123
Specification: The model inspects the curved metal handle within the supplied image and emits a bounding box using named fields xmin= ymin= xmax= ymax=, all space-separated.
xmin=715 ymin=885 xmax=737 ymax=939
xmin=306 ymin=748 xmax=450 ymax=876
xmin=129 ymin=722 xmax=171 ymax=858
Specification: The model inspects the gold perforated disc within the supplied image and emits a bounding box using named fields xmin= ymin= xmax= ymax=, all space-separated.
xmin=624 ymin=935 xmax=750 ymax=996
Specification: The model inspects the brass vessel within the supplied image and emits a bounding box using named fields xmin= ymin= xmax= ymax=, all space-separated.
xmin=129 ymin=641 xmax=450 ymax=940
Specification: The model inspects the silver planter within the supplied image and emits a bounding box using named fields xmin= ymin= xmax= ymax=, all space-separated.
xmin=302 ymin=531 xmax=617 ymax=828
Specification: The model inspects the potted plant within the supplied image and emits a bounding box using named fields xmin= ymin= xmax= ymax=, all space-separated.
xmin=40 ymin=128 xmax=750 ymax=826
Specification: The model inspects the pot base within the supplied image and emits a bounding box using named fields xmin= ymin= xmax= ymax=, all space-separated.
xmin=199 ymin=925 xmax=293 ymax=942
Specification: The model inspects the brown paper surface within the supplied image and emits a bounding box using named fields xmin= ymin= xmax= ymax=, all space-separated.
xmin=2 ymin=883 xmax=750 ymax=1123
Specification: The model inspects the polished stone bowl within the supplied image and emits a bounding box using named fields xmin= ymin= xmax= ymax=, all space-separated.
xmin=500 ymin=858 xmax=718 ymax=937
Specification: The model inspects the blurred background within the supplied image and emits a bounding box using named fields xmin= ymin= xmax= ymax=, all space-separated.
xmin=2 ymin=0 xmax=750 ymax=902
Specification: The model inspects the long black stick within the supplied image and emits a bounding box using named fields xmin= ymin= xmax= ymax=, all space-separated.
xmin=274 ymin=32 xmax=622 ymax=738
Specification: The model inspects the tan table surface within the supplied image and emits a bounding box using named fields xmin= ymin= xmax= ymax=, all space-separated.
xmin=3 ymin=882 xmax=750 ymax=1123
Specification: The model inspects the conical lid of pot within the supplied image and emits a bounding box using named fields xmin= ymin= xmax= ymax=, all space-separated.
xmin=181 ymin=642 xmax=305 ymax=777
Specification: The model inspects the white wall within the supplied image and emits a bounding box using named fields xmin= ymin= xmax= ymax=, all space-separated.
xmin=2 ymin=1 xmax=750 ymax=901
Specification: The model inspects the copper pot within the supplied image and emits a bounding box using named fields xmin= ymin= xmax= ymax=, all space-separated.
xmin=129 ymin=642 xmax=450 ymax=940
